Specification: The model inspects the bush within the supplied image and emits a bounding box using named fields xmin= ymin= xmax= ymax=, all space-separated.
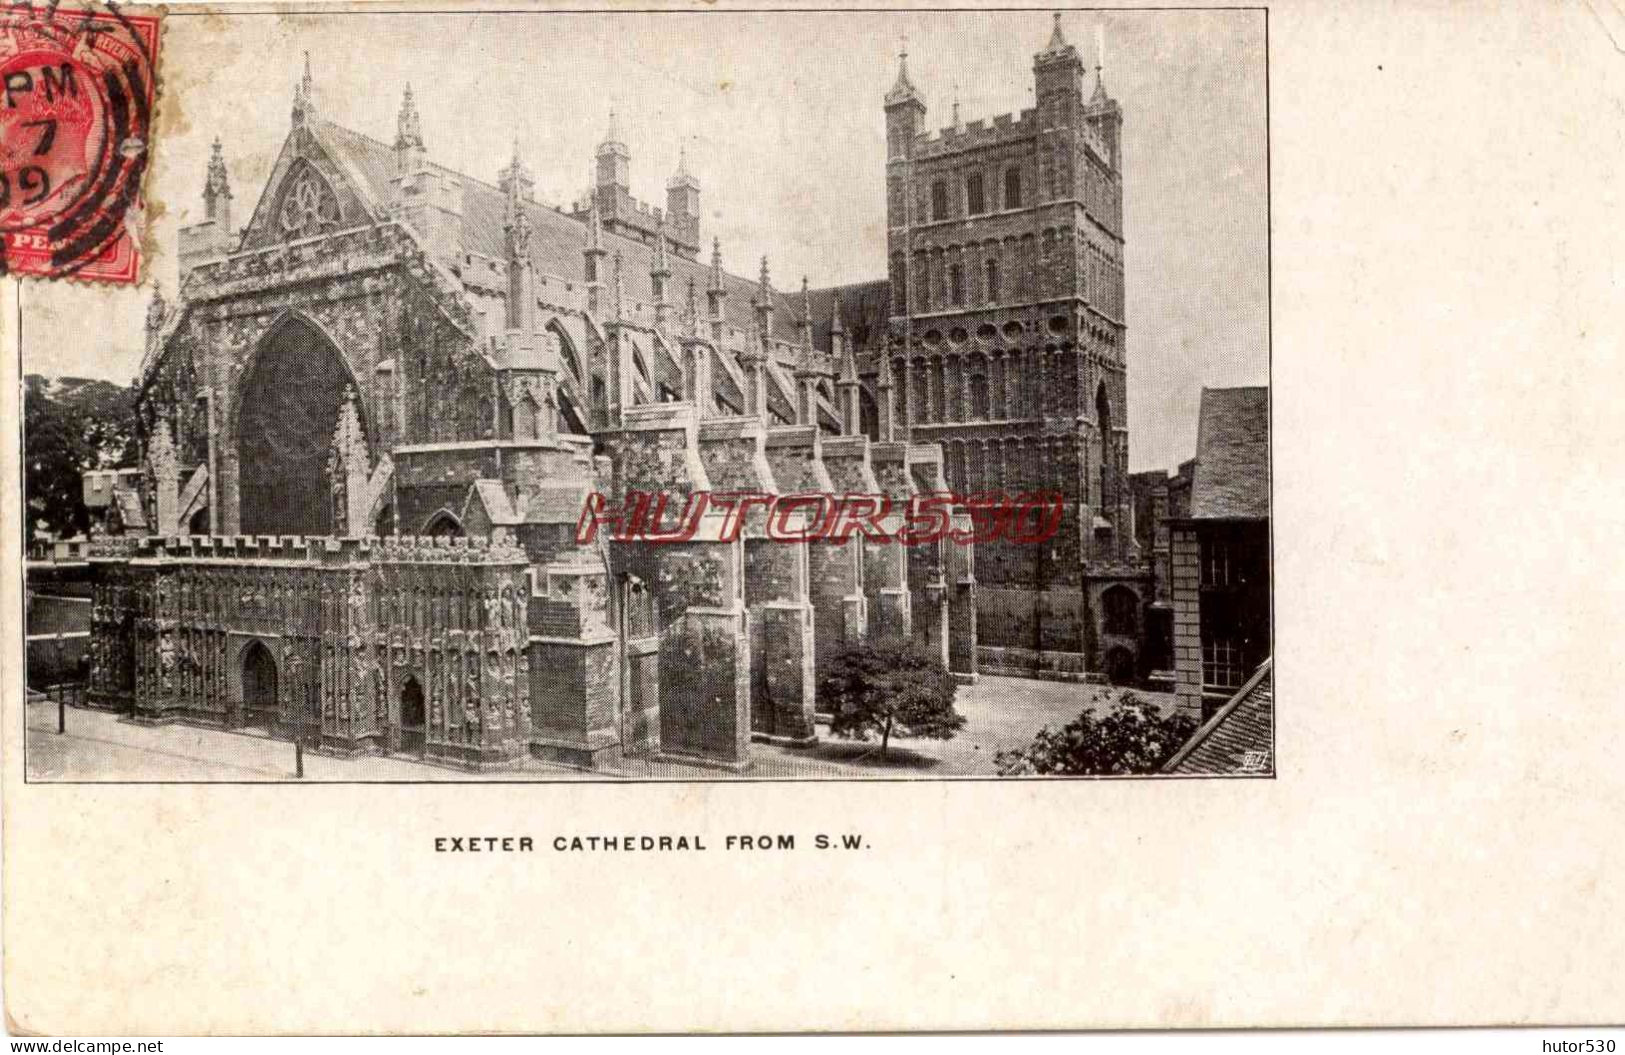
xmin=818 ymin=638 xmax=965 ymax=757
xmin=995 ymin=690 xmax=1198 ymax=776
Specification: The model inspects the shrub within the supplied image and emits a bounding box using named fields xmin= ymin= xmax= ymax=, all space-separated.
xmin=995 ymin=690 xmax=1198 ymax=776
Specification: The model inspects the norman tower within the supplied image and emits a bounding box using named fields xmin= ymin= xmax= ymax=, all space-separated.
xmin=879 ymin=14 xmax=1141 ymax=672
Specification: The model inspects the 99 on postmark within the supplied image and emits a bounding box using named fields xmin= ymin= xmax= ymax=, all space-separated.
xmin=0 ymin=0 xmax=158 ymax=283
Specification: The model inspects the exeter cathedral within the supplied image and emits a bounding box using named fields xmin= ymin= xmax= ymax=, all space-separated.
xmin=83 ymin=16 xmax=1148 ymax=770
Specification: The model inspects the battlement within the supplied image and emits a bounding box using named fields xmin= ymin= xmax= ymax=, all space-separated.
xmin=489 ymin=327 xmax=563 ymax=370
xmin=915 ymin=108 xmax=1038 ymax=154
xmin=912 ymin=104 xmax=1107 ymax=164
xmin=88 ymin=533 xmax=529 ymax=566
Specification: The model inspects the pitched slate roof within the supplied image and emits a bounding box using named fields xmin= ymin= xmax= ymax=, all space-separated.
xmin=316 ymin=120 xmax=810 ymax=339
xmin=1161 ymin=659 xmax=1273 ymax=775
xmin=806 ymin=279 xmax=892 ymax=357
xmin=1189 ymin=386 xmax=1269 ymax=520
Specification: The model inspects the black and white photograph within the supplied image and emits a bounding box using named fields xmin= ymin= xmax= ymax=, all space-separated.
xmin=19 ymin=8 xmax=1269 ymax=782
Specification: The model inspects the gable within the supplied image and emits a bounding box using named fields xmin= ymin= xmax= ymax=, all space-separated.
xmin=238 ymin=123 xmax=389 ymax=252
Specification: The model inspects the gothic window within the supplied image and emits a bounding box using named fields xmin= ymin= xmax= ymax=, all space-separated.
xmin=969 ymin=372 xmax=989 ymax=420
xmin=277 ymin=164 xmax=342 ymax=239
xmin=1103 ymin=585 xmax=1139 ymax=636
xmin=985 ymin=259 xmax=1000 ymax=304
xmin=1005 ymin=166 xmax=1022 ymax=209
xmin=949 ymin=263 xmax=964 ymax=307
xmin=931 ymin=180 xmax=948 ymax=221
xmin=966 ymin=172 xmax=985 ymax=216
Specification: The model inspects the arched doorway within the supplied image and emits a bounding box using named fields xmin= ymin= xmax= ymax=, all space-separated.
xmin=237 ymin=316 xmax=363 ymax=536
xmin=398 ymin=677 xmax=425 ymax=755
xmin=241 ymin=640 xmax=278 ymax=726
xmin=1104 ymin=646 xmax=1136 ymax=687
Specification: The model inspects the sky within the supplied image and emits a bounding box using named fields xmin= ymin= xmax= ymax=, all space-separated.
xmin=20 ymin=7 xmax=1267 ymax=473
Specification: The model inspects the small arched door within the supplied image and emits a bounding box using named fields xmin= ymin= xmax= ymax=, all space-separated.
xmin=242 ymin=641 xmax=278 ymax=725
xmin=398 ymin=677 xmax=426 ymax=756
xmin=1104 ymin=646 xmax=1136 ymax=687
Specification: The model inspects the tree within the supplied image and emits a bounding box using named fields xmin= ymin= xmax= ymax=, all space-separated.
xmin=22 ymin=374 xmax=139 ymax=546
xmin=24 ymin=375 xmax=91 ymax=545
xmin=818 ymin=638 xmax=965 ymax=758
xmin=994 ymin=690 xmax=1199 ymax=776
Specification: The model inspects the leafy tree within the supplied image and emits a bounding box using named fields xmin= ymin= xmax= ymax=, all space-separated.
xmin=22 ymin=374 xmax=140 ymax=545
xmin=64 ymin=376 xmax=141 ymax=470
xmin=995 ymin=690 xmax=1199 ymax=776
xmin=24 ymin=375 xmax=91 ymax=545
xmin=818 ymin=637 xmax=965 ymax=757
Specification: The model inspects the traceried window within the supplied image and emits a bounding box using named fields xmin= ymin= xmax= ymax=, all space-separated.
xmin=1005 ymin=167 xmax=1022 ymax=209
xmin=278 ymin=165 xmax=342 ymax=238
xmin=931 ymin=180 xmax=948 ymax=221
xmin=966 ymin=172 xmax=986 ymax=216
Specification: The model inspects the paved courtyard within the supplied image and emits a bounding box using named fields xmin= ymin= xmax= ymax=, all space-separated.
xmin=23 ymin=677 xmax=1171 ymax=782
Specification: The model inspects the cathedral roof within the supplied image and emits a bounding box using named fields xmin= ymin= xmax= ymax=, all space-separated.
xmin=802 ymin=279 xmax=891 ymax=357
xmin=314 ymin=119 xmax=809 ymax=340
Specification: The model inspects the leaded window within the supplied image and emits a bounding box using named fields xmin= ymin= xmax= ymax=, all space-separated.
xmin=278 ymin=165 xmax=342 ymax=238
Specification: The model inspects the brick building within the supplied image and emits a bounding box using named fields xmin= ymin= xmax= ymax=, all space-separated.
xmin=1168 ymin=386 xmax=1270 ymax=717
xmin=83 ymin=16 xmax=1154 ymax=772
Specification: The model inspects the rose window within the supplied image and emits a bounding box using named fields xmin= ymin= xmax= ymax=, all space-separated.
xmin=279 ymin=169 xmax=341 ymax=237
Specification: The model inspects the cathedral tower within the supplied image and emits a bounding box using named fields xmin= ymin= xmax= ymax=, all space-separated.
xmin=878 ymin=14 xmax=1139 ymax=669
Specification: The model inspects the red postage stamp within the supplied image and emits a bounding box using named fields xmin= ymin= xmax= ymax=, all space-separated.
xmin=0 ymin=1 xmax=158 ymax=283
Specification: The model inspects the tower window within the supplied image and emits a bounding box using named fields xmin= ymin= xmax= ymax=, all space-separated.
xmin=1005 ymin=167 xmax=1022 ymax=209
xmin=949 ymin=263 xmax=964 ymax=307
xmin=966 ymin=172 xmax=985 ymax=216
xmin=985 ymin=259 xmax=999 ymax=304
xmin=931 ymin=180 xmax=948 ymax=222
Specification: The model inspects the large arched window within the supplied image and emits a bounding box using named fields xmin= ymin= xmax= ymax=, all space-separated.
xmin=237 ymin=316 xmax=362 ymax=536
